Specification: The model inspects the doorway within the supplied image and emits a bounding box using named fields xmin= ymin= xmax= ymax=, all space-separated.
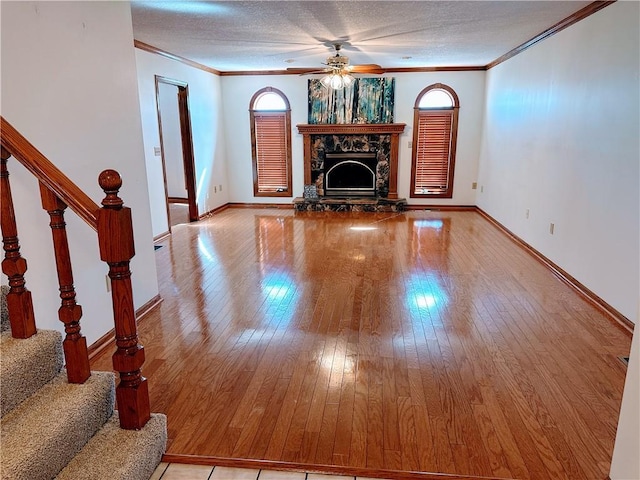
xmin=155 ymin=76 xmax=198 ymax=230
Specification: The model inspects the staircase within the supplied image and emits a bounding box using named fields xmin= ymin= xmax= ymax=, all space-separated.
xmin=0 ymin=118 xmax=167 ymax=479
xmin=1 ymin=289 xmax=166 ymax=480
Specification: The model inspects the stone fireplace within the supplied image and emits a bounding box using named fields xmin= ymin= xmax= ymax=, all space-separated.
xmin=297 ymin=123 xmax=406 ymax=200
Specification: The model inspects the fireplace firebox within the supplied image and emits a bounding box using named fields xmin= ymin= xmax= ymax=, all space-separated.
xmin=324 ymin=152 xmax=377 ymax=197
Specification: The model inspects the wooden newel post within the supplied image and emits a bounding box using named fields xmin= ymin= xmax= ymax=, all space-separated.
xmin=0 ymin=146 xmax=36 ymax=339
xmin=97 ymin=169 xmax=150 ymax=430
xmin=40 ymin=183 xmax=90 ymax=383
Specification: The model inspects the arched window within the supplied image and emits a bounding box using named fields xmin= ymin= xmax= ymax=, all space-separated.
xmin=410 ymin=83 xmax=460 ymax=198
xmin=249 ymin=87 xmax=292 ymax=197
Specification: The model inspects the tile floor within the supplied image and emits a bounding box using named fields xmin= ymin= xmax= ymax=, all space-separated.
xmin=150 ymin=462 xmax=388 ymax=480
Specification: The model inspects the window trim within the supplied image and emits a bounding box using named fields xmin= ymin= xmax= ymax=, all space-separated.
xmin=249 ymin=87 xmax=292 ymax=197
xmin=410 ymin=83 xmax=460 ymax=199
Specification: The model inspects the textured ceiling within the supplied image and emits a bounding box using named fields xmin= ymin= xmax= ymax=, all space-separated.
xmin=130 ymin=1 xmax=593 ymax=72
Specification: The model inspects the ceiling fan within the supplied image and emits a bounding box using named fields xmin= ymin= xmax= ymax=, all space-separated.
xmin=287 ymin=43 xmax=385 ymax=77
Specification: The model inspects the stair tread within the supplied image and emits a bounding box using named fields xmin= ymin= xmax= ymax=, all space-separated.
xmin=0 ymin=329 xmax=63 ymax=417
xmin=0 ymin=289 xmax=165 ymax=478
xmin=1 ymin=371 xmax=115 ymax=480
xmin=56 ymin=412 xmax=167 ymax=480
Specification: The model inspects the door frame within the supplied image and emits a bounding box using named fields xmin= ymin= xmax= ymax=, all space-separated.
xmin=154 ymin=75 xmax=198 ymax=229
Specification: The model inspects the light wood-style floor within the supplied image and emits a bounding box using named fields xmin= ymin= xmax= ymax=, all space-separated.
xmin=91 ymin=209 xmax=632 ymax=480
xmin=168 ymin=202 xmax=190 ymax=228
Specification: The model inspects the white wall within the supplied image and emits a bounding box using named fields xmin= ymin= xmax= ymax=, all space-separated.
xmin=476 ymin=1 xmax=639 ymax=323
xmin=394 ymin=72 xmax=485 ymax=205
xmin=157 ymin=82 xmax=187 ymax=199
xmin=135 ymin=49 xmax=228 ymax=237
xmin=0 ymin=1 xmax=159 ymax=344
xmin=221 ymin=75 xmax=307 ymax=203
xmin=610 ymin=324 xmax=640 ymax=480
xmin=221 ymin=72 xmax=485 ymax=205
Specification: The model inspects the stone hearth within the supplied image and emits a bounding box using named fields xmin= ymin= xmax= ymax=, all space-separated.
xmin=293 ymin=196 xmax=407 ymax=212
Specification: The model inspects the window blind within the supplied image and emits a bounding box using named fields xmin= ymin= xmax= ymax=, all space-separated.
xmin=413 ymin=110 xmax=453 ymax=194
xmin=254 ymin=112 xmax=288 ymax=192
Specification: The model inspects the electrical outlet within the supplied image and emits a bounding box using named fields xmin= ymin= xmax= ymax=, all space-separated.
xmin=480 ymin=185 xmax=484 ymax=193
xmin=526 ymin=209 xmax=530 ymax=219
xmin=472 ymin=182 xmax=477 ymax=190
xmin=219 ymin=185 xmax=223 ymax=192
xmin=153 ymin=146 xmax=161 ymax=156
xmin=214 ymin=186 xmax=217 ymax=193
xmin=550 ymin=223 xmax=555 ymax=235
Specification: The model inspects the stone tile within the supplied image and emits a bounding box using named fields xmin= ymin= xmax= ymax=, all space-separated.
xmin=258 ymin=469 xmax=307 ymax=479
xmin=306 ymin=474 xmax=355 ymax=480
xmin=209 ymin=465 xmax=261 ymax=479
xmin=149 ymin=462 xmax=168 ymax=480
xmin=161 ymin=463 xmax=214 ymax=479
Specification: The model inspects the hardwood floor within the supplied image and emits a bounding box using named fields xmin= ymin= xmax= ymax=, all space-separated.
xmin=91 ymin=209 xmax=632 ymax=480
xmin=168 ymin=202 xmax=190 ymax=227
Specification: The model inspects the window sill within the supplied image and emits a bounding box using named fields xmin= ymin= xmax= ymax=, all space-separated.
xmin=410 ymin=192 xmax=453 ymax=199
xmin=254 ymin=191 xmax=292 ymax=198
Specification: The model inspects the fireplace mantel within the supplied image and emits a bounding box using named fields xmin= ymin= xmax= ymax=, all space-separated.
xmin=297 ymin=123 xmax=406 ymax=199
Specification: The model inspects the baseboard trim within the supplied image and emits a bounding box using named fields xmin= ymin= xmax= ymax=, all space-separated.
xmin=154 ymin=231 xmax=170 ymax=243
xmin=405 ymin=204 xmax=476 ymax=211
xmin=87 ymin=329 xmax=114 ymax=361
xmin=168 ymin=196 xmax=189 ymax=204
xmin=161 ymin=454 xmax=509 ymax=480
xmin=88 ymin=294 xmax=163 ymax=360
xmin=476 ymin=207 xmax=634 ymax=335
xmin=199 ymin=203 xmax=231 ymax=219
xmin=135 ymin=294 xmax=163 ymax=321
xmin=227 ymin=202 xmax=294 ymax=209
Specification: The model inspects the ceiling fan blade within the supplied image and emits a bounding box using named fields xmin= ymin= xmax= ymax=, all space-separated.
xmin=348 ymin=64 xmax=385 ymax=74
xmin=286 ymin=67 xmax=327 ymax=75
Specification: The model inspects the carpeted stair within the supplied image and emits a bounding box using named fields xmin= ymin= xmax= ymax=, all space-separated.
xmin=0 ymin=285 xmax=167 ymax=479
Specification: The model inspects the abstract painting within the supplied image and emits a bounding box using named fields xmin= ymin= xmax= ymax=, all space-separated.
xmin=308 ymin=78 xmax=395 ymax=124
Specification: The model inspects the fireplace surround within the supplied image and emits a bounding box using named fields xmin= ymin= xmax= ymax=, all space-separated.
xmin=297 ymin=123 xmax=406 ymax=199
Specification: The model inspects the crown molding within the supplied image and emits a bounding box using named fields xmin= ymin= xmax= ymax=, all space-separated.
xmin=219 ymin=69 xmax=310 ymax=76
xmin=220 ymin=65 xmax=485 ymax=76
xmin=133 ymin=40 xmax=221 ymax=76
xmin=486 ymin=1 xmax=616 ymax=69
xmin=379 ymin=66 xmax=486 ymax=73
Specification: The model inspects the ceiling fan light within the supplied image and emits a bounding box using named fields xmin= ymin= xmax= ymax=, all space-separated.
xmin=329 ymin=74 xmax=344 ymax=89
xmin=320 ymin=71 xmax=355 ymax=90
xmin=320 ymin=74 xmax=334 ymax=88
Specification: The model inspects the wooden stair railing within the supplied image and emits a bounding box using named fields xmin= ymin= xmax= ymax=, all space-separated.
xmin=0 ymin=116 xmax=150 ymax=430
xmin=39 ymin=184 xmax=91 ymax=383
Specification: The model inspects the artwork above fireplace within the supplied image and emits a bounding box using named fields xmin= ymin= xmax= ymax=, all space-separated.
xmin=308 ymin=78 xmax=395 ymax=125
